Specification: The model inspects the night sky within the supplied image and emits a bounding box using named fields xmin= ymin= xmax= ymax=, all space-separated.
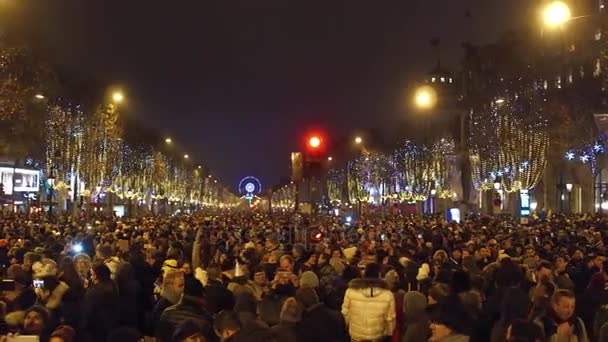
xmin=5 ymin=0 xmax=531 ymax=190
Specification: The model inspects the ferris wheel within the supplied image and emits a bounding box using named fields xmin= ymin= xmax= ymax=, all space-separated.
xmin=238 ymin=176 xmax=262 ymax=204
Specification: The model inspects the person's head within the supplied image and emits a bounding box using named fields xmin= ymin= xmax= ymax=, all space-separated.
xmin=280 ymin=297 xmax=303 ymax=323
xmin=428 ymin=283 xmax=450 ymax=305
xmin=96 ymin=245 xmax=114 ymax=260
xmin=206 ymin=264 xmax=221 ymax=281
xmin=555 ymin=255 xmax=568 ymax=272
xmin=173 ymin=319 xmax=212 ymax=342
xmin=253 ymin=267 xmax=267 ymax=286
xmin=429 ymin=297 xmax=471 ymax=341
xmin=363 ymin=252 xmax=377 ymax=265
xmin=331 ymin=249 xmax=342 ymax=259
xmin=572 ymin=249 xmax=584 ymax=261
xmin=450 ymin=270 xmax=471 ymax=294
xmin=91 ymin=262 xmax=112 ymax=284
xmin=49 ymin=325 xmax=76 ymax=342
xmin=181 ymin=262 xmax=192 ymax=275
xmin=23 ymin=305 xmax=50 ymax=336
xmin=403 ymin=291 xmax=427 ymax=320
xmin=73 ymin=253 xmax=92 ymax=276
xmin=292 ymin=244 xmax=305 ymax=258
xmin=214 ymin=310 xmax=242 ymax=340
xmin=162 ymin=269 xmax=185 ymax=303
xmin=23 ymin=252 xmax=42 ymax=270
xmin=451 ymin=249 xmax=462 ymax=261
xmin=478 ymin=247 xmax=490 ymax=259
xmin=551 ymin=289 xmax=576 ymax=322
xmin=279 ymin=255 xmax=294 ymax=272
xmin=506 ymin=319 xmax=544 ymax=342
xmin=363 ymin=262 xmax=381 ymax=279
xmin=305 ymin=253 xmax=318 ymax=266
xmin=594 ymin=254 xmax=606 ymax=270
xmin=535 ymin=261 xmax=553 ymax=283
xmin=526 ymin=247 xmax=536 ymax=258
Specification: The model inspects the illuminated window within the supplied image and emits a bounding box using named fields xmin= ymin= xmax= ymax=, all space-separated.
xmin=595 ymin=58 xmax=601 ymax=77
xmin=568 ymin=72 xmax=573 ymax=83
xmin=440 ymin=77 xmax=445 ymax=82
xmin=431 ymin=77 xmax=436 ymax=82
xmin=449 ymin=78 xmax=453 ymax=83
xmin=580 ymin=66 xmax=585 ymax=78
xmin=596 ymin=29 xmax=602 ymax=41
xmin=543 ymin=80 xmax=548 ymax=89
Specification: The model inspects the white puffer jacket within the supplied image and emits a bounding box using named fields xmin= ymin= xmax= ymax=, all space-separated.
xmin=341 ymin=278 xmax=396 ymax=341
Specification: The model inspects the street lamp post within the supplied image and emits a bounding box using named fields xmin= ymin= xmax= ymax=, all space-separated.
xmin=413 ymin=85 xmax=471 ymax=210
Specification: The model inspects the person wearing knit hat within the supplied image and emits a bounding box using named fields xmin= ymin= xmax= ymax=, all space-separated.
xmin=295 ymin=287 xmax=348 ymax=342
xmin=402 ymin=291 xmax=431 ymax=342
xmin=50 ymin=325 xmax=76 ymax=342
xmin=299 ymin=271 xmax=319 ymax=288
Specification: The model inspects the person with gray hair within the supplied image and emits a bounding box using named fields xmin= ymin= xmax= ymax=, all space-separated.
xmin=269 ymin=297 xmax=302 ymax=341
xmin=148 ymin=269 xmax=184 ymax=332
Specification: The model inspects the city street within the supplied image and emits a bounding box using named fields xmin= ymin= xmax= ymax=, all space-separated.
xmin=0 ymin=1 xmax=607 ymax=342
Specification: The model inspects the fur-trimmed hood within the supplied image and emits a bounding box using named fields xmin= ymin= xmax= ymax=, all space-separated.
xmin=348 ymin=278 xmax=389 ymax=298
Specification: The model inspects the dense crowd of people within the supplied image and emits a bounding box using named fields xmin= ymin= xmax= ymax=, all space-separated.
xmin=0 ymin=210 xmax=606 ymax=342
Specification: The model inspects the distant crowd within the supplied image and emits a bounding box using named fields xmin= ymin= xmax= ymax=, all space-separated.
xmin=0 ymin=211 xmax=606 ymax=342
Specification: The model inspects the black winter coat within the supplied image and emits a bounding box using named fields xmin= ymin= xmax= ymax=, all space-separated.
xmin=296 ymin=303 xmax=347 ymax=342
xmin=155 ymin=295 xmax=214 ymax=342
xmin=81 ymin=281 xmax=119 ymax=342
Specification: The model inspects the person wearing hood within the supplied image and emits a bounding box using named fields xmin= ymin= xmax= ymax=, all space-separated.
xmin=269 ymin=297 xmax=302 ymax=342
xmin=342 ymin=262 xmax=396 ymax=342
xmin=295 ymin=287 xmax=346 ymax=342
xmin=401 ymin=291 xmax=430 ymax=342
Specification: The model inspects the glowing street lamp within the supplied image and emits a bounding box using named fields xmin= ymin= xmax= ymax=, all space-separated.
xmin=543 ymin=1 xmax=571 ymax=28
xmin=165 ymin=138 xmax=172 ymax=144
xmin=184 ymin=154 xmax=189 ymax=159
xmin=354 ymin=136 xmax=363 ymax=145
xmin=112 ymin=91 xmax=124 ymax=103
xmin=566 ymin=183 xmax=573 ymax=192
xmin=327 ymin=156 xmax=333 ymax=161
xmin=414 ymin=85 xmax=437 ymax=110
xmin=35 ymin=94 xmax=45 ymax=100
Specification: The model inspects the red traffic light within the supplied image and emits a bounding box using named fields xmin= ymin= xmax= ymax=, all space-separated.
xmin=308 ymin=136 xmax=321 ymax=149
